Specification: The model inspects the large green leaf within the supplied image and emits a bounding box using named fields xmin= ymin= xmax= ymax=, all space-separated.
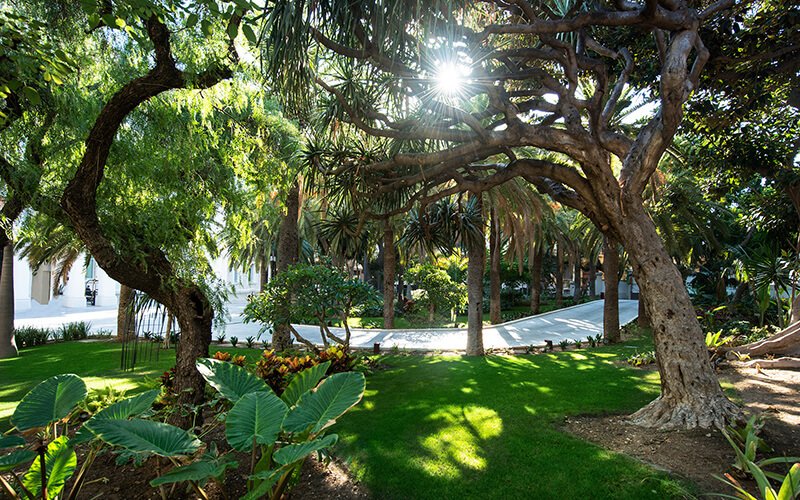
xmin=0 ymin=435 xmax=25 ymax=449
xmin=89 ymin=419 xmax=201 ymax=457
xmin=150 ymin=453 xmax=237 ymax=486
xmin=12 ymin=374 xmax=87 ymax=431
xmin=273 ymin=434 xmax=337 ymax=466
xmin=282 ymin=372 xmax=365 ymax=434
xmin=777 ymin=463 xmax=800 ymax=500
xmin=240 ymin=469 xmax=283 ymax=500
xmin=22 ymin=436 xmax=76 ymax=500
xmin=0 ymin=449 xmax=37 ymax=471
xmin=196 ymin=358 xmax=270 ymax=403
xmin=281 ymin=361 xmax=331 ymax=407
xmin=71 ymin=390 xmax=161 ymax=445
xmin=226 ymin=391 xmax=288 ymax=451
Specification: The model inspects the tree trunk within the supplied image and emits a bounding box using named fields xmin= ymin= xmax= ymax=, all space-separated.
xmin=466 ymin=196 xmax=485 ymax=356
xmin=637 ymin=279 xmax=651 ymax=328
xmin=489 ymin=206 xmax=502 ymax=324
xmin=620 ymin=202 xmax=743 ymax=429
xmin=272 ymin=183 xmax=300 ymax=351
xmin=170 ymin=285 xmax=214 ymax=429
xmin=588 ymin=258 xmax=596 ymax=300
xmin=0 ymin=244 xmax=17 ymax=359
xmin=396 ymin=265 xmax=405 ymax=310
xmin=555 ymin=244 xmax=564 ymax=308
xmin=603 ymin=236 xmax=620 ymax=344
xmin=259 ymin=253 xmax=268 ymax=292
xmin=721 ymin=321 xmax=800 ymax=358
xmin=572 ymin=242 xmax=582 ymax=304
xmin=383 ymin=222 xmax=395 ymax=329
xmin=362 ymin=249 xmax=371 ymax=284
xmin=530 ymin=244 xmax=543 ymax=314
xmin=116 ymin=284 xmax=136 ymax=341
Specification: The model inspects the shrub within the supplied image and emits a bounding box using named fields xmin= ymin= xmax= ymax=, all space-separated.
xmin=627 ymin=350 xmax=656 ymax=366
xmin=229 ymin=336 xmax=238 ymax=347
xmin=56 ymin=321 xmax=91 ymax=341
xmin=254 ymin=345 xmax=359 ymax=396
xmin=246 ymin=336 xmax=256 ymax=348
xmin=14 ymin=326 xmax=51 ymax=348
xmin=215 ymin=333 xmax=226 ymax=343
xmin=558 ymin=340 xmax=570 ymax=351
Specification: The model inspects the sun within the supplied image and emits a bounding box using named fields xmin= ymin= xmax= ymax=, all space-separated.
xmin=433 ymin=61 xmax=471 ymax=99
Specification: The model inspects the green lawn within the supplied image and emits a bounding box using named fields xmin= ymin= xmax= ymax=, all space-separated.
xmin=331 ymin=337 xmax=696 ymax=499
xmin=1 ymin=336 xmax=698 ymax=498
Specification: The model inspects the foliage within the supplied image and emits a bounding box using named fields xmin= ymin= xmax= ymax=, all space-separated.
xmin=254 ymin=345 xmax=360 ymax=396
xmin=246 ymin=336 xmax=256 ymax=349
xmin=406 ymin=264 xmax=467 ymax=319
xmin=229 ymin=336 xmax=239 ymax=348
xmin=706 ymin=331 xmax=735 ymax=349
xmin=54 ymin=322 xmax=91 ymax=342
xmin=714 ymin=417 xmax=800 ymax=500
xmin=243 ymin=263 xmax=379 ymax=349
xmin=574 ymin=340 xmax=582 ymax=349
xmin=627 ymin=351 xmax=657 ymax=366
xmin=558 ymin=340 xmax=570 ymax=351
xmin=215 ymin=333 xmax=226 ymax=344
xmin=13 ymin=326 xmax=51 ymax=349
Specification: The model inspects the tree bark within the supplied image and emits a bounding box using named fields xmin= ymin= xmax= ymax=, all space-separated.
xmin=489 ymin=206 xmax=502 ymax=324
xmin=603 ymin=236 xmax=620 ymax=344
xmin=466 ymin=195 xmax=485 ymax=356
xmin=116 ymin=284 xmax=136 ymax=341
xmin=637 ymin=279 xmax=651 ymax=328
xmin=272 ymin=183 xmax=300 ymax=351
xmin=0 ymin=244 xmax=17 ymax=359
xmin=383 ymin=222 xmax=395 ymax=329
xmin=721 ymin=321 xmax=800 ymax=358
xmin=555 ymin=243 xmax=564 ymax=308
xmin=588 ymin=258 xmax=596 ymax=300
xmin=259 ymin=253 xmax=268 ymax=293
xmin=572 ymin=242 xmax=582 ymax=303
xmin=620 ymin=202 xmax=743 ymax=429
xmin=530 ymin=244 xmax=543 ymax=314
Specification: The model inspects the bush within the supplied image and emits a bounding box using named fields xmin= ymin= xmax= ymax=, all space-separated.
xmin=14 ymin=326 xmax=51 ymax=348
xmin=56 ymin=321 xmax=92 ymax=341
xmin=254 ymin=345 xmax=361 ymax=396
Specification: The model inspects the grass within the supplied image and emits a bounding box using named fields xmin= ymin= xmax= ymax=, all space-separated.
xmin=0 ymin=341 xmax=258 ymax=431
xmin=2 ymin=335 xmax=698 ymax=498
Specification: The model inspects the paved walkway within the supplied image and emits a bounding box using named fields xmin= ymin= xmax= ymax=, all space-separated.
xmin=14 ymin=298 xmax=639 ymax=350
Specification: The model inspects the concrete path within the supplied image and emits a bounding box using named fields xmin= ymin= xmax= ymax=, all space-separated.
xmin=14 ymin=298 xmax=639 ymax=350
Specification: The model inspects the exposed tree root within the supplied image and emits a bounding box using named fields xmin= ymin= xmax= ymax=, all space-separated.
xmin=731 ymin=357 xmax=800 ymax=370
xmin=626 ymin=393 xmax=745 ymax=430
xmin=723 ymin=322 xmax=800 ymax=359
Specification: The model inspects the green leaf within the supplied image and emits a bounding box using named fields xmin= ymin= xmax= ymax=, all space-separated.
xmin=12 ymin=374 xmax=87 ymax=431
xmin=21 ymin=86 xmax=40 ymax=106
xmin=226 ymin=392 xmax=287 ymax=451
xmin=240 ymin=470 xmax=282 ymax=500
xmin=227 ymin=21 xmax=238 ymax=40
xmin=89 ymin=419 xmax=201 ymax=457
xmin=777 ymin=463 xmax=800 ymax=500
xmin=282 ymin=372 xmax=365 ymax=434
xmin=22 ymin=436 xmax=76 ymax=500
xmin=201 ymin=19 xmax=213 ymax=37
xmin=196 ymin=358 xmax=269 ymax=403
xmin=241 ymin=24 xmax=257 ymax=44
xmin=281 ymin=361 xmax=330 ymax=407
xmin=0 ymin=435 xmax=25 ymax=449
xmin=273 ymin=434 xmax=337 ymax=466
xmin=150 ymin=453 xmax=237 ymax=486
xmin=186 ymin=13 xmax=198 ymax=28
xmin=0 ymin=449 xmax=37 ymax=471
xmin=71 ymin=390 xmax=160 ymax=445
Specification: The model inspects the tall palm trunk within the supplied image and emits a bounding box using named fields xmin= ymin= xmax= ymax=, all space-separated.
xmin=466 ymin=195 xmax=485 ymax=356
xmin=273 ymin=183 xmax=300 ymax=351
xmin=588 ymin=258 xmax=596 ymax=299
xmin=259 ymin=253 xmax=268 ymax=292
xmin=555 ymin=244 xmax=564 ymax=308
xmin=0 ymin=244 xmax=17 ymax=359
xmin=383 ymin=222 xmax=395 ymax=329
xmin=603 ymin=236 xmax=620 ymax=344
xmin=530 ymin=244 xmax=543 ymax=314
xmin=489 ymin=206 xmax=502 ymax=324
xmin=572 ymin=242 xmax=582 ymax=303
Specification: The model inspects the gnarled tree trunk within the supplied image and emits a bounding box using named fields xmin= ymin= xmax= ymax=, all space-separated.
xmin=603 ymin=236 xmax=620 ymax=344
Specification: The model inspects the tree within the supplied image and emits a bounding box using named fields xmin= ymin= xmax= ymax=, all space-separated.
xmin=262 ymin=0 xmax=755 ymax=427
xmin=406 ymin=263 xmax=467 ymax=325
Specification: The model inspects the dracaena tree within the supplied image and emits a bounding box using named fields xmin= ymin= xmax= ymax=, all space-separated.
xmin=255 ymin=0 xmax=773 ymax=428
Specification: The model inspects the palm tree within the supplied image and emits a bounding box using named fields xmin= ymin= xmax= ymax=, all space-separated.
xmin=0 ymin=243 xmax=16 ymax=358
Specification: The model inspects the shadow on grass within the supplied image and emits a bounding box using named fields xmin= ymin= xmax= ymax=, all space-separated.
xmin=333 ymin=345 xmax=696 ymax=499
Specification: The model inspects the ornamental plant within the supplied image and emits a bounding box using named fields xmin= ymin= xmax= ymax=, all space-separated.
xmin=243 ymin=264 xmax=380 ymax=353
xmin=406 ymin=264 xmax=467 ymax=325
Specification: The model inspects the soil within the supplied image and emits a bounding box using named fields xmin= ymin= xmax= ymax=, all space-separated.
xmin=3 ymin=353 xmax=798 ymax=499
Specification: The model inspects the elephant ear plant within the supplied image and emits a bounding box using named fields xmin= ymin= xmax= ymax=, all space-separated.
xmin=182 ymin=357 xmax=366 ymax=500
xmin=0 ymin=374 xmax=166 ymax=500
